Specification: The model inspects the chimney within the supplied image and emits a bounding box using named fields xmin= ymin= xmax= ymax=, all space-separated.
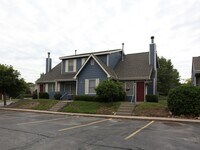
xmin=149 ymin=36 xmax=157 ymax=95
xmin=149 ymin=36 xmax=157 ymax=70
xmin=46 ymin=52 xmax=52 ymax=73
xmin=75 ymin=50 xmax=77 ymax=55
xmin=122 ymin=43 xmax=124 ymax=61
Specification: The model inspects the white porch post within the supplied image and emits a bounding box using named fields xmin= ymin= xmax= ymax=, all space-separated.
xmin=45 ymin=84 xmax=48 ymax=93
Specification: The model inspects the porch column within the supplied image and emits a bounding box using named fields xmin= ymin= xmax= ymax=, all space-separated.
xmin=45 ymin=84 xmax=48 ymax=93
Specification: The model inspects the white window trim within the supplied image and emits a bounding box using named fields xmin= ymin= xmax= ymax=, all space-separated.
xmin=85 ymin=78 xmax=99 ymax=94
xmin=65 ymin=59 xmax=77 ymax=72
xmin=81 ymin=58 xmax=87 ymax=65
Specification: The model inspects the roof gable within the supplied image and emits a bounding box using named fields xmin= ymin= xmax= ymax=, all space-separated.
xmin=74 ymin=54 xmax=116 ymax=79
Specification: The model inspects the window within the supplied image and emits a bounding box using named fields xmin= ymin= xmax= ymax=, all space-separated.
xmin=85 ymin=79 xmax=99 ymax=94
xmin=91 ymin=59 xmax=94 ymax=65
xmin=65 ymin=59 xmax=76 ymax=72
xmin=89 ymin=80 xmax=95 ymax=94
xmin=48 ymin=83 xmax=55 ymax=92
xmin=68 ymin=59 xmax=74 ymax=72
xmin=81 ymin=58 xmax=87 ymax=65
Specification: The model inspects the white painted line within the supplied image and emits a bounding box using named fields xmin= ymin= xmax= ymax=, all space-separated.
xmin=17 ymin=116 xmax=75 ymax=125
xmin=125 ymin=121 xmax=155 ymax=140
xmin=59 ymin=118 xmax=112 ymax=132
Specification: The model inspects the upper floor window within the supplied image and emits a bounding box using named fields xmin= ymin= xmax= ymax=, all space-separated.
xmin=81 ymin=58 xmax=87 ymax=65
xmin=65 ymin=59 xmax=76 ymax=72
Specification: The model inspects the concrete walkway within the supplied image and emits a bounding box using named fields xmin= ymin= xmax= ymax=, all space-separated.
xmin=0 ymin=107 xmax=200 ymax=123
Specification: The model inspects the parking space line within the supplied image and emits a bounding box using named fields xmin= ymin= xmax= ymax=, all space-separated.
xmin=17 ymin=116 xmax=75 ymax=125
xmin=124 ymin=121 xmax=155 ymax=140
xmin=58 ymin=118 xmax=112 ymax=132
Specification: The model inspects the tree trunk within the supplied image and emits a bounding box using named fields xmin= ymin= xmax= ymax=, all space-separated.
xmin=3 ymin=91 xmax=6 ymax=106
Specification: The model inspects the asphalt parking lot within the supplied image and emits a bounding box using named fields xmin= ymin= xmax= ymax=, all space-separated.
xmin=0 ymin=110 xmax=199 ymax=150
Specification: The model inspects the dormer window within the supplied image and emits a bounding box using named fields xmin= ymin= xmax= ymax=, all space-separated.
xmin=65 ymin=59 xmax=76 ymax=72
xmin=81 ymin=58 xmax=87 ymax=65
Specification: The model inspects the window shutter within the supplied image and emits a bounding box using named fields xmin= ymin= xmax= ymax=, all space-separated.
xmin=45 ymin=84 xmax=48 ymax=92
xmin=85 ymin=79 xmax=89 ymax=94
xmin=95 ymin=78 xmax=100 ymax=87
xmin=73 ymin=59 xmax=77 ymax=72
xmin=65 ymin=60 xmax=68 ymax=72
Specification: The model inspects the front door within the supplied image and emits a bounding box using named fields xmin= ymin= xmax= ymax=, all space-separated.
xmin=136 ymin=82 xmax=144 ymax=102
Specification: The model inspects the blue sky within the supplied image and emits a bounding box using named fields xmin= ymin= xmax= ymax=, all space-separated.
xmin=0 ymin=0 xmax=200 ymax=83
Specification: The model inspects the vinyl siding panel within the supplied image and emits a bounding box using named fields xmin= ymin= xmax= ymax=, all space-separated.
xmin=109 ymin=51 xmax=122 ymax=69
xmin=77 ymin=58 xmax=107 ymax=95
xmin=97 ymin=55 xmax=107 ymax=65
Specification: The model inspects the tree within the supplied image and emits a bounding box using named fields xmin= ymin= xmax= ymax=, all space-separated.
xmin=0 ymin=64 xmax=27 ymax=106
xmin=95 ymin=80 xmax=125 ymax=102
xmin=157 ymin=57 xmax=180 ymax=95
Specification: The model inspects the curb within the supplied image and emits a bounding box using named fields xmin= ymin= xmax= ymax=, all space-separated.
xmin=0 ymin=107 xmax=200 ymax=123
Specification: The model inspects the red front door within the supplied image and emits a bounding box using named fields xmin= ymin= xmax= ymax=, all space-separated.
xmin=40 ymin=84 xmax=44 ymax=92
xmin=136 ymin=82 xmax=144 ymax=102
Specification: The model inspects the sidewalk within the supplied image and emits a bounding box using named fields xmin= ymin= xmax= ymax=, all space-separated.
xmin=0 ymin=107 xmax=200 ymax=123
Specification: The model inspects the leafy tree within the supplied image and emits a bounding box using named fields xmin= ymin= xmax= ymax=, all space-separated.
xmin=0 ymin=64 xmax=27 ymax=106
xmin=157 ymin=57 xmax=180 ymax=95
xmin=95 ymin=80 xmax=125 ymax=102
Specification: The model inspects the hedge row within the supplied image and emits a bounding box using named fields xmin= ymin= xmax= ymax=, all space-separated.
xmin=168 ymin=86 xmax=200 ymax=116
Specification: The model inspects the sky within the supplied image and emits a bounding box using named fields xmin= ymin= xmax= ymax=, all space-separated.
xmin=0 ymin=0 xmax=200 ymax=83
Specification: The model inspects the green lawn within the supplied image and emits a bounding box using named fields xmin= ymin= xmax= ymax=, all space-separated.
xmin=8 ymin=99 xmax=58 ymax=110
xmin=60 ymin=101 xmax=121 ymax=115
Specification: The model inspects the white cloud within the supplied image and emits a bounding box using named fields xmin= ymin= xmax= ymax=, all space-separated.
xmin=0 ymin=0 xmax=200 ymax=82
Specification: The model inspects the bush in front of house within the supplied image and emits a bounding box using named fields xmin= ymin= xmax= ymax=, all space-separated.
xmin=168 ymin=86 xmax=200 ymax=116
xmin=54 ymin=92 xmax=62 ymax=100
xmin=32 ymin=93 xmax=38 ymax=99
xmin=74 ymin=95 xmax=97 ymax=101
xmin=95 ymin=80 xmax=125 ymax=102
xmin=39 ymin=92 xmax=49 ymax=99
xmin=146 ymin=95 xmax=158 ymax=103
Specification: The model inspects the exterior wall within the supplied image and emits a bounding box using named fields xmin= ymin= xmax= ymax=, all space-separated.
xmin=122 ymin=81 xmax=136 ymax=102
xmin=147 ymin=82 xmax=154 ymax=95
xmin=109 ymin=51 xmax=122 ymax=69
xmin=97 ymin=55 xmax=107 ymax=65
xmin=77 ymin=58 xmax=107 ymax=95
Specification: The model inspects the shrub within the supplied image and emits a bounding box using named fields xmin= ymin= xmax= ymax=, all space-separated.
xmin=95 ymin=80 xmax=125 ymax=102
xmin=146 ymin=95 xmax=158 ymax=103
xmin=168 ymin=86 xmax=200 ymax=116
xmin=74 ymin=95 xmax=97 ymax=101
xmin=39 ymin=92 xmax=49 ymax=99
xmin=54 ymin=92 xmax=62 ymax=100
xmin=32 ymin=93 xmax=38 ymax=99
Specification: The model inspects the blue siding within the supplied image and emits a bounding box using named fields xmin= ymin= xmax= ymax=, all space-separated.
xmin=97 ymin=55 xmax=107 ymax=65
xmin=109 ymin=51 xmax=122 ymax=69
xmin=77 ymin=58 xmax=107 ymax=95
xmin=77 ymin=58 xmax=82 ymax=70
xmin=147 ymin=82 xmax=153 ymax=95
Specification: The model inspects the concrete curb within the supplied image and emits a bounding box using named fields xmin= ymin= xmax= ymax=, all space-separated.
xmin=0 ymin=107 xmax=200 ymax=123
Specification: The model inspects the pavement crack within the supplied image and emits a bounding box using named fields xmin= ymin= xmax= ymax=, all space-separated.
xmin=0 ymin=126 xmax=53 ymax=138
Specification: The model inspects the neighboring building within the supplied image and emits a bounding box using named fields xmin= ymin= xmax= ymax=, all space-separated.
xmin=192 ymin=56 xmax=200 ymax=86
xmin=36 ymin=37 xmax=159 ymax=102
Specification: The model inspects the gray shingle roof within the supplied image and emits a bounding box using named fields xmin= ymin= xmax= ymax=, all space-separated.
xmin=36 ymin=52 xmax=153 ymax=83
xmin=36 ymin=63 xmax=75 ymax=83
xmin=193 ymin=56 xmax=200 ymax=72
xmin=114 ymin=52 xmax=153 ymax=80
